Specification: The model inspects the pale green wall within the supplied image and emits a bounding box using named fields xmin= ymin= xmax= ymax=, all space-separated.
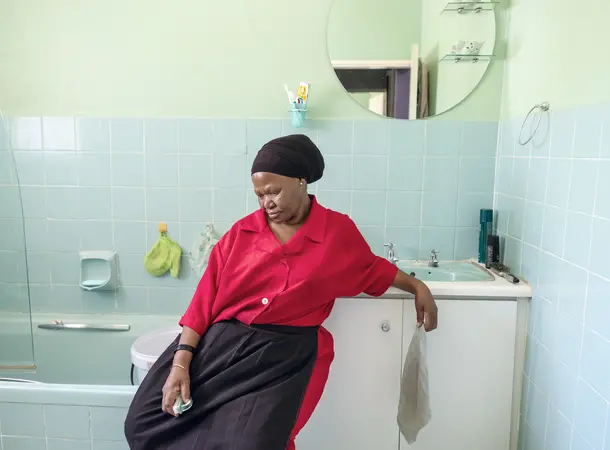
xmin=501 ymin=0 xmax=610 ymax=118
xmin=327 ymin=0 xmax=422 ymax=61
xmin=0 ymin=0 xmax=504 ymax=120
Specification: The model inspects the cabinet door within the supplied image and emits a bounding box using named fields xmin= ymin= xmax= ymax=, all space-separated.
xmin=296 ymin=298 xmax=404 ymax=450
xmin=400 ymin=299 xmax=518 ymax=450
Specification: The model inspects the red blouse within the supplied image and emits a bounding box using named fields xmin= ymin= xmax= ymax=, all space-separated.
xmin=179 ymin=196 xmax=398 ymax=335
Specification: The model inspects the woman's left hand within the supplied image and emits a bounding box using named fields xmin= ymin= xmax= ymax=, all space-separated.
xmin=415 ymin=284 xmax=437 ymax=331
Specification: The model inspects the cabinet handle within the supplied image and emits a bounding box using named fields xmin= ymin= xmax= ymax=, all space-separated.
xmin=380 ymin=321 xmax=390 ymax=332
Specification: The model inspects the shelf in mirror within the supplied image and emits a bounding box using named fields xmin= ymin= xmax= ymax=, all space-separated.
xmin=441 ymin=54 xmax=495 ymax=63
xmin=442 ymin=1 xmax=499 ymax=13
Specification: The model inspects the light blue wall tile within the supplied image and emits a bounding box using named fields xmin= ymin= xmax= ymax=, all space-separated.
xmin=316 ymin=191 xmax=350 ymax=215
xmin=420 ymin=227 xmax=455 ymax=260
xmin=0 ymin=219 xmax=26 ymax=251
xmin=179 ymin=189 xmax=213 ymax=223
xmin=498 ymin=120 xmax=515 ymax=157
xmin=214 ymin=154 xmax=247 ymax=188
xmin=525 ymin=385 xmax=548 ymax=440
xmin=425 ymin=121 xmax=461 ymax=156
xmin=352 ymin=156 xmax=387 ymax=190
xmin=144 ymin=119 xmax=178 ymax=154
xmin=80 ymin=221 xmax=114 ymax=250
xmin=554 ymin=310 xmax=582 ymax=374
xmin=526 ymin=158 xmax=548 ymax=203
xmin=545 ymin=407 xmax=571 ymax=450
xmin=388 ymin=120 xmax=424 ymax=156
xmin=422 ymin=192 xmax=457 ymax=227
xmin=44 ymin=405 xmax=91 ymax=439
xmin=26 ymin=252 xmax=51 ymax=283
xmin=423 ymin=157 xmax=458 ymax=191
xmin=115 ymin=286 xmax=150 ymax=313
xmin=549 ymin=359 xmax=577 ymax=419
xmin=43 ymin=117 xmax=76 ymax=151
xmin=213 ymin=189 xmax=245 ymax=222
xmin=573 ymin=380 xmax=608 ymax=450
xmin=545 ymin=158 xmax=571 ymax=208
xmin=76 ymin=118 xmax=110 ymax=152
xmin=46 ymin=187 xmax=80 ymax=219
xmin=458 ymin=157 xmax=495 ymax=192
xmin=146 ymin=188 xmax=180 ymax=222
xmin=558 ymin=262 xmax=588 ymax=323
xmin=2 ymin=437 xmax=47 ymax=450
xmin=454 ymin=227 xmax=478 ymax=260
xmin=502 ymin=236 xmax=522 ymax=273
xmin=47 ymin=440 xmax=92 ymax=450
xmin=13 ymin=151 xmax=45 ymax=185
xmin=351 ymin=191 xmax=386 ymax=227
xmin=0 ymin=187 xmax=23 ymax=219
xmin=510 ymin=158 xmax=528 ymax=199
xmin=113 ymin=222 xmax=147 ymax=254
xmin=353 ymin=121 xmax=387 ymax=155
xmin=45 ymin=152 xmax=78 ymax=186
xmin=520 ymin=244 xmax=540 ymax=284
xmin=46 ymin=220 xmax=80 ymax=252
xmin=50 ymin=252 xmax=80 ymax=285
xmin=0 ymin=403 xmax=45 ymax=436
xmin=568 ymin=159 xmax=598 ymax=214
xmin=589 ymin=217 xmax=610 ymax=279
xmin=571 ymin=431 xmax=595 ymax=450
xmin=316 ymin=120 xmax=353 ymax=155
xmin=579 ymin=328 xmax=610 ymax=400
xmin=317 ymin=156 xmax=352 ymax=190
xmin=112 ymin=154 xmax=144 ymax=187
xmin=563 ymin=211 xmax=592 ymax=267
xmin=601 ymin=106 xmax=610 ymax=159
xmin=496 ymin=157 xmax=513 ymax=195
xmin=212 ymin=119 xmax=247 ymax=154
xmin=536 ymin=251 xmax=562 ymax=304
xmin=110 ymin=119 xmax=144 ymax=153
xmin=358 ymin=226 xmax=385 ymax=256
xmin=79 ymin=187 xmax=112 ymax=220
xmin=92 ymin=441 xmax=129 ymax=450
xmin=595 ymin=160 xmax=610 ymax=219
xmin=507 ymin=197 xmax=525 ymax=240
xmin=573 ymin=106 xmax=602 ymax=158
xmin=145 ymin=154 xmax=178 ymax=187
xmin=541 ymin=206 xmax=566 ymax=257
xmin=385 ymin=226 xmax=419 ymax=259
xmin=10 ymin=117 xmax=42 ymax=150
xmin=0 ymin=151 xmax=15 ymax=184
xmin=77 ymin=153 xmax=111 ymax=186
xmin=549 ymin=109 xmax=575 ymax=158
xmin=386 ymin=192 xmax=421 ymax=226
xmin=178 ymin=154 xmax=213 ymax=188
xmin=246 ymin=119 xmax=283 ymax=153
xmin=112 ymin=188 xmax=145 ymax=221
xmin=585 ymin=274 xmax=610 ymax=341
xmin=178 ymin=119 xmax=214 ymax=154
xmin=461 ymin=121 xmax=498 ymax=157
xmin=90 ymin=407 xmax=128 ymax=441
xmin=523 ymin=201 xmax=544 ymax=247
xmin=387 ymin=156 xmax=423 ymax=191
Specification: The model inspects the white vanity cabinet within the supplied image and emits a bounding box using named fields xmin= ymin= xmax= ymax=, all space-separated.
xmin=296 ymin=298 xmax=405 ymax=450
xmin=401 ymin=299 xmax=519 ymax=450
xmin=296 ymin=296 xmax=523 ymax=450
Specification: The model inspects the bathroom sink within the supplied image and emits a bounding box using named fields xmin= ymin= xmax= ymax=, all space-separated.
xmin=396 ymin=261 xmax=494 ymax=282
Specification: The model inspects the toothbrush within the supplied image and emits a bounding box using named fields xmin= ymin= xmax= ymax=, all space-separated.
xmin=284 ymin=84 xmax=295 ymax=105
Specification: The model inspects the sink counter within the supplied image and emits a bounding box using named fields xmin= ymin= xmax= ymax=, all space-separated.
xmin=350 ymin=261 xmax=532 ymax=300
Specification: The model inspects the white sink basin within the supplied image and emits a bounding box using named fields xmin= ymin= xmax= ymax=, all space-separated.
xmin=396 ymin=261 xmax=494 ymax=282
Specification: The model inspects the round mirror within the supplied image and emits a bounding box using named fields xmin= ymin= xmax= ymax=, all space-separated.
xmin=327 ymin=0 xmax=497 ymax=119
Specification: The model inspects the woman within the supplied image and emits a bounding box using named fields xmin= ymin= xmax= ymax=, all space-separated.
xmin=125 ymin=134 xmax=438 ymax=450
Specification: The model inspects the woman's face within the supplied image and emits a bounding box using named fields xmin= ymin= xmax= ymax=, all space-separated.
xmin=251 ymin=172 xmax=307 ymax=224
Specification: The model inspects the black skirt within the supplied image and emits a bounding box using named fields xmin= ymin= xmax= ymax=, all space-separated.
xmin=124 ymin=320 xmax=318 ymax=450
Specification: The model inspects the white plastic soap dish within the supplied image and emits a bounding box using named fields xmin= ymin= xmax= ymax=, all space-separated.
xmin=79 ymin=251 xmax=119 ymax=291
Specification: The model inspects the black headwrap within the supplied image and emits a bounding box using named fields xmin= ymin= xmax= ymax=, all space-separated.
xmin=251 ymin=134 xmax=325 ymax=183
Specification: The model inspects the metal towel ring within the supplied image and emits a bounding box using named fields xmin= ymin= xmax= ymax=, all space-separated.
xmin=518 ymin=102 xmax=550 ymax=146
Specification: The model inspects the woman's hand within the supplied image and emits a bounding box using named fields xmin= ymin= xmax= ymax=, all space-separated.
xmin=414 ymin=284 xmax=438 ymax=331
xmin=162 ymin=365 xmax=191 ymax=417
xmin=392 ymin=270 xmax=438 ymax=331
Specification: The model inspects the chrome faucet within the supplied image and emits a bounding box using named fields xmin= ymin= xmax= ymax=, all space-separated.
xmin=384 ymin=242 xmax=399 ymax=265
xmin=428 ymin=249 xmax=439 ymax=267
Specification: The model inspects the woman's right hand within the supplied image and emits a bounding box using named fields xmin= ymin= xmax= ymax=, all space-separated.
xmin=161 ymin=365 xmax=191 ymax=417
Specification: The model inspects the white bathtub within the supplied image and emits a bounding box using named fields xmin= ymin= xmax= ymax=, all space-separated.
xmin=0 ymin=312 xmax=180 ymax=385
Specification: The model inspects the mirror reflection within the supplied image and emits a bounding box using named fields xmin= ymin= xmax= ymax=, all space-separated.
xmin=327 ymin=0 xmax=497 ymax=119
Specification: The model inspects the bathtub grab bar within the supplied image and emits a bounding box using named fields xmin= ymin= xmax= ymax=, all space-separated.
xmin=38 ymin=322 xmax=131 ymax=332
